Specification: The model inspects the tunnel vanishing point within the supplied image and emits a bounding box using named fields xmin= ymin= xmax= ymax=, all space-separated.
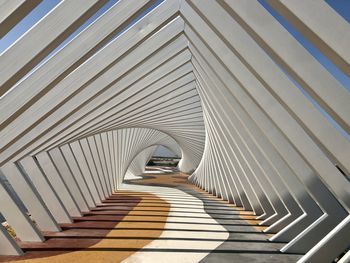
xmin=0 ymin=0 xmax=349 ymax=262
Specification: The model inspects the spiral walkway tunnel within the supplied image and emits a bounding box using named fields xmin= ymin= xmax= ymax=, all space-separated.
xmin=0 ymin=1 xmax=349 ymax=262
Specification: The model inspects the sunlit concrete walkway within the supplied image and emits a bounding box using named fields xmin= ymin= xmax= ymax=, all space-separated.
xmin=0 ymin=169 xmax=302 ymax=263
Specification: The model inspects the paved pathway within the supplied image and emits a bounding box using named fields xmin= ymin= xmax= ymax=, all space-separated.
xmin=0 ymin=169 xmax=302 ymax=262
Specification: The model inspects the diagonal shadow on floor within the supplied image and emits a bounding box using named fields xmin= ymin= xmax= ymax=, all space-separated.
xmin=126 ymin=172 xmax=302 ymax=263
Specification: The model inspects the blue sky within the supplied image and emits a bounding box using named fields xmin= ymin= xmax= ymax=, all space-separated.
xmin=0 ymin=0 xmax=163 ymax=86
xmin=258 ymin=0 xmax=350 ymax=91
xmin=258 ymin=0 xmax=350 ymax=140
xmin=325 ymin=0 xmax=350 ymax=23
xmin=154 ymin=145 xmax=178 ymax=157
xmin=0 ymin=0 xmax=164 ymax=54
xmin=1 ymin=0 xmax=349 ymax=91
xmin=0 ymin=0 xmax=349 ymax=140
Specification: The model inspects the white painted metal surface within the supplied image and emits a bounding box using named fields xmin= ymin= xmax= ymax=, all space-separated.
xmin=0 ymin=0 xmax=348 ymax=261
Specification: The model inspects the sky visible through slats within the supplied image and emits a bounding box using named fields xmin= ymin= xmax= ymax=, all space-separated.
xmin=0 ymin=0 xmax=349 ymax=143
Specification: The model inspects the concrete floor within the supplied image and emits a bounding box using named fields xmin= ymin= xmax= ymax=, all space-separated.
xmin=0 ymin=169 xmax=302 ymax=262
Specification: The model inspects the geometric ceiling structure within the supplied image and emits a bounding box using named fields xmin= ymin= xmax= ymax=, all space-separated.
xmin=0 ymin=1 xmax=349 ymax=262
